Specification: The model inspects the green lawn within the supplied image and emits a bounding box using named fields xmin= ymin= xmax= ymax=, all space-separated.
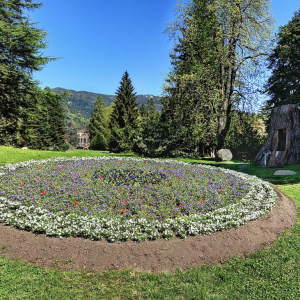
xmin=0 ymin=146 xmax=300 ymax=299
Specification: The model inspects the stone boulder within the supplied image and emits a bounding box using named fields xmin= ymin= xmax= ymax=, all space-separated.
xmin=216 ymin=149 xmax=233 ymax=161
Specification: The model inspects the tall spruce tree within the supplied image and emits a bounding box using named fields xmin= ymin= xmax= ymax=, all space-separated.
xmin=89 ymin=95 xmax=107 ymax=150
xmin=160 ymin=0 xmax=222 ymax=157
xmin=163 ymin=0 xmax=274 ymax=154
xmin=20 ymin=87 xmax=67 ymax=150
xmin=0 ymin=0 xmax=55 ymax=145
xmin=109 ymin=71 xmax=140 ymax=153
xmin=262 ymin=8 xmax=300 ymax=125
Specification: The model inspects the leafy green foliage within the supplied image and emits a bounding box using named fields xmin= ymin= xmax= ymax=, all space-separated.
xmin=89 ymin=131 xmax=108 ymax=151
xmin=89 ymin=95 xmax=107 ymax=149
xmin=109 ymin=71 xmax=140 ymax=153
xmin=225 ymin=111 xmax=267 ymax=161
xmin=262 ymin=8 xmax=300 ymax=127
xmin=18 ymin=87 xmax=68 ymax=151
xmin=0 ymin=0 xmax=55 ymax=145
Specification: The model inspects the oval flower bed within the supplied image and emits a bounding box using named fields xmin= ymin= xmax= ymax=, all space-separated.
xmin=0 ymin=157 xmax=278 ymax=242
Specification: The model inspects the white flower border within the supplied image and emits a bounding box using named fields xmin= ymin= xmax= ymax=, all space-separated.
xmin=0 ymin=156 xmax=278 ymax=242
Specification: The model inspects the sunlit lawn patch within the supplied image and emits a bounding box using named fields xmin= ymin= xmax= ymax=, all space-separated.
xmin=0 ymin=156 xmax=278 ymax=242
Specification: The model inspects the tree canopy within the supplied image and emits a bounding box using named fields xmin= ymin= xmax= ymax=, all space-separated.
xmin=263 ymin=8 xmax=300 ymax=110
xmin=0 ymin=0 xmax=55 ymax=145
xmin=162 ymin=0 xmax=275 ymax=154
xmin=109 ymin=71 xmax=140 ymax=153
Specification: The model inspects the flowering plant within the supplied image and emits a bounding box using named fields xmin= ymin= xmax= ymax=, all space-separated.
xmin=0 ymin=156 xmax=278 ymax=242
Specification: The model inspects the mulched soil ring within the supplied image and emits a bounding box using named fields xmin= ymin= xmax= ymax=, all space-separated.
xmin=0 ymin=186 xmax=297 ymax=274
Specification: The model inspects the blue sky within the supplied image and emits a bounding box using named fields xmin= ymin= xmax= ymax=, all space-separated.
xmin=30 ymin=0 xmax=300 ymax=96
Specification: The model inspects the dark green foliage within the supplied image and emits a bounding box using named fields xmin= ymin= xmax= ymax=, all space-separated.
xmin=18 ymin=87 xmax=68 ymax=151
xmin=262 ymin=8 xmax=300 ymax=127
xmin=0 ymin=0 xmax=55 ymax=145
xmin=109 ymin=71 xmax=140 ymax=153
xmin=158 ymin=1 xmax=222 ymax=158
xmin=225 ymin=111 xmax=267 ymax=161
xmin=89 ymin=131 xmax=108 ymax=151
xmin=89 ymin=95 xmax=107 ymax=149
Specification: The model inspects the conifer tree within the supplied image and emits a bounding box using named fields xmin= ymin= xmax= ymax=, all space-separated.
xmin=89 ymin=95 xmax=107 ymax=150
xmin=262 ymin=8 xmax=300 ymax=123
xmin=0 ymin=0 xmax=55 ymax=145
xmin=109 ymin=71 xmax=140 ymax=153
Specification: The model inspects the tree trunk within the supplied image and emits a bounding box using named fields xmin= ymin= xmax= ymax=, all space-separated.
xmin=255 ymin=104 xmax=300 ymax=167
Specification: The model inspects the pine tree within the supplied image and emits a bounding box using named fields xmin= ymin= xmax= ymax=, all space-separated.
xmin=162 ymin=0 xmax=274 ymax=154
xmin=0 ymin=0 xmax=55 ymax=145
xmin=262 ymin=8 xmax=300 ymax=119
xmin=89 ymin=95 xmax=107 ymax=150
xmin=19 ymin=87 xmax=67 ymax=150
xmin=109 ymin=71 xmax=140 ymax=153
xmin=43 ymin=88 xmax=68 ymax=151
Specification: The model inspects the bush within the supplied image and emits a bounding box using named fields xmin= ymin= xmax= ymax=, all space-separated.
xmin=90 ymin=132 xmax=108 ymax=151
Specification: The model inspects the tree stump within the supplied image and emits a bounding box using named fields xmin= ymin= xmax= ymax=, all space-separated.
xmin=255 ymin=104 xmax=300 ymax=167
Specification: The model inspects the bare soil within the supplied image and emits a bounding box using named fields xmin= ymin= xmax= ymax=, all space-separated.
xmin=0 ymin=186 xmax=297 ymax=274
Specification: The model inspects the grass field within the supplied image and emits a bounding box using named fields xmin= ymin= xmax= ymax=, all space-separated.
xmin=0 ymin=146 xmax=300 ymax=299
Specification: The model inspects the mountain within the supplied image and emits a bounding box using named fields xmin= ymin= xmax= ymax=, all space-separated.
xmin=52 ymin=87 xmax=163 ymax=118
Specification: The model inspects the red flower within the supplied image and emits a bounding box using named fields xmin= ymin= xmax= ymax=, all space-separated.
xmin=201 ymin=172 xmax=204 ymax=174
xmin=74 ymin=201 xmax=77 ymax=205
xmin=99 ymin=176 xmax=103 ymax=178
xmin=179 ymin=177 xmax=182 ymax=179
xmin=46 ymin=180 xmax=50 ymax=182
xmin=21 ymin=183 xmax=25 ymax=186
xmin=200 ymin=199 xmax=204 ymax=203
xmin=42 ymin=191 xmax=47 ymax=195
xmin=119 ymin=160 xmax=121 ymax=162
xmin=51 ymin=185 xmax=55 ymax=188
xmin=206 ymin=181 xmax=209 ymax=184
xmin=90 ymin=164 xmax=92 ymax=166
xmin=85 ymin=173 xmax=88 ymax=176
xmin=228 ymin=182 xmax=230 ymax=184
xmin=142 ymin=194 xmax=145 ymax=197
xmin=38 ymin=167 xmax=41 ymax=169
xmin=179 ymin=203 xmax=183 ymax=207
xmin=73 ymin=190 xmax=77 ymax=193
xmin=59 ymin=167 xmax=62 ymax=170
xmin=37 ymin=177 xmax=40 ymax=179
xmin=122 ymin=209 xmax=125 ymax=213
xmin=124 ymin=200 xmax=127 ymax=203
xmin=220 ymin=175 xmax=223 ymax=176
xmin=219 ymin=190 xmax=222 ymax=193
xmin=145 ymin=160 xmax=147 ymax=162
xmin=167 ymin=184 xmax=170 ymax=186
xmin=156 ymin=179 xmax=158 ymax=181
xmin=191 ymin=167 xmax=193 ymax=168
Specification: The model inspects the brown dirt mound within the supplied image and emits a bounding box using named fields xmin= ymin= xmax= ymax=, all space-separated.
xmin=0 ymin=186 xmax=297 ymax=274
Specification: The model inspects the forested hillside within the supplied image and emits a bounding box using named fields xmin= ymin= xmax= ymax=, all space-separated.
xmin=52 ymin=87 xmax=162 ymax=118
